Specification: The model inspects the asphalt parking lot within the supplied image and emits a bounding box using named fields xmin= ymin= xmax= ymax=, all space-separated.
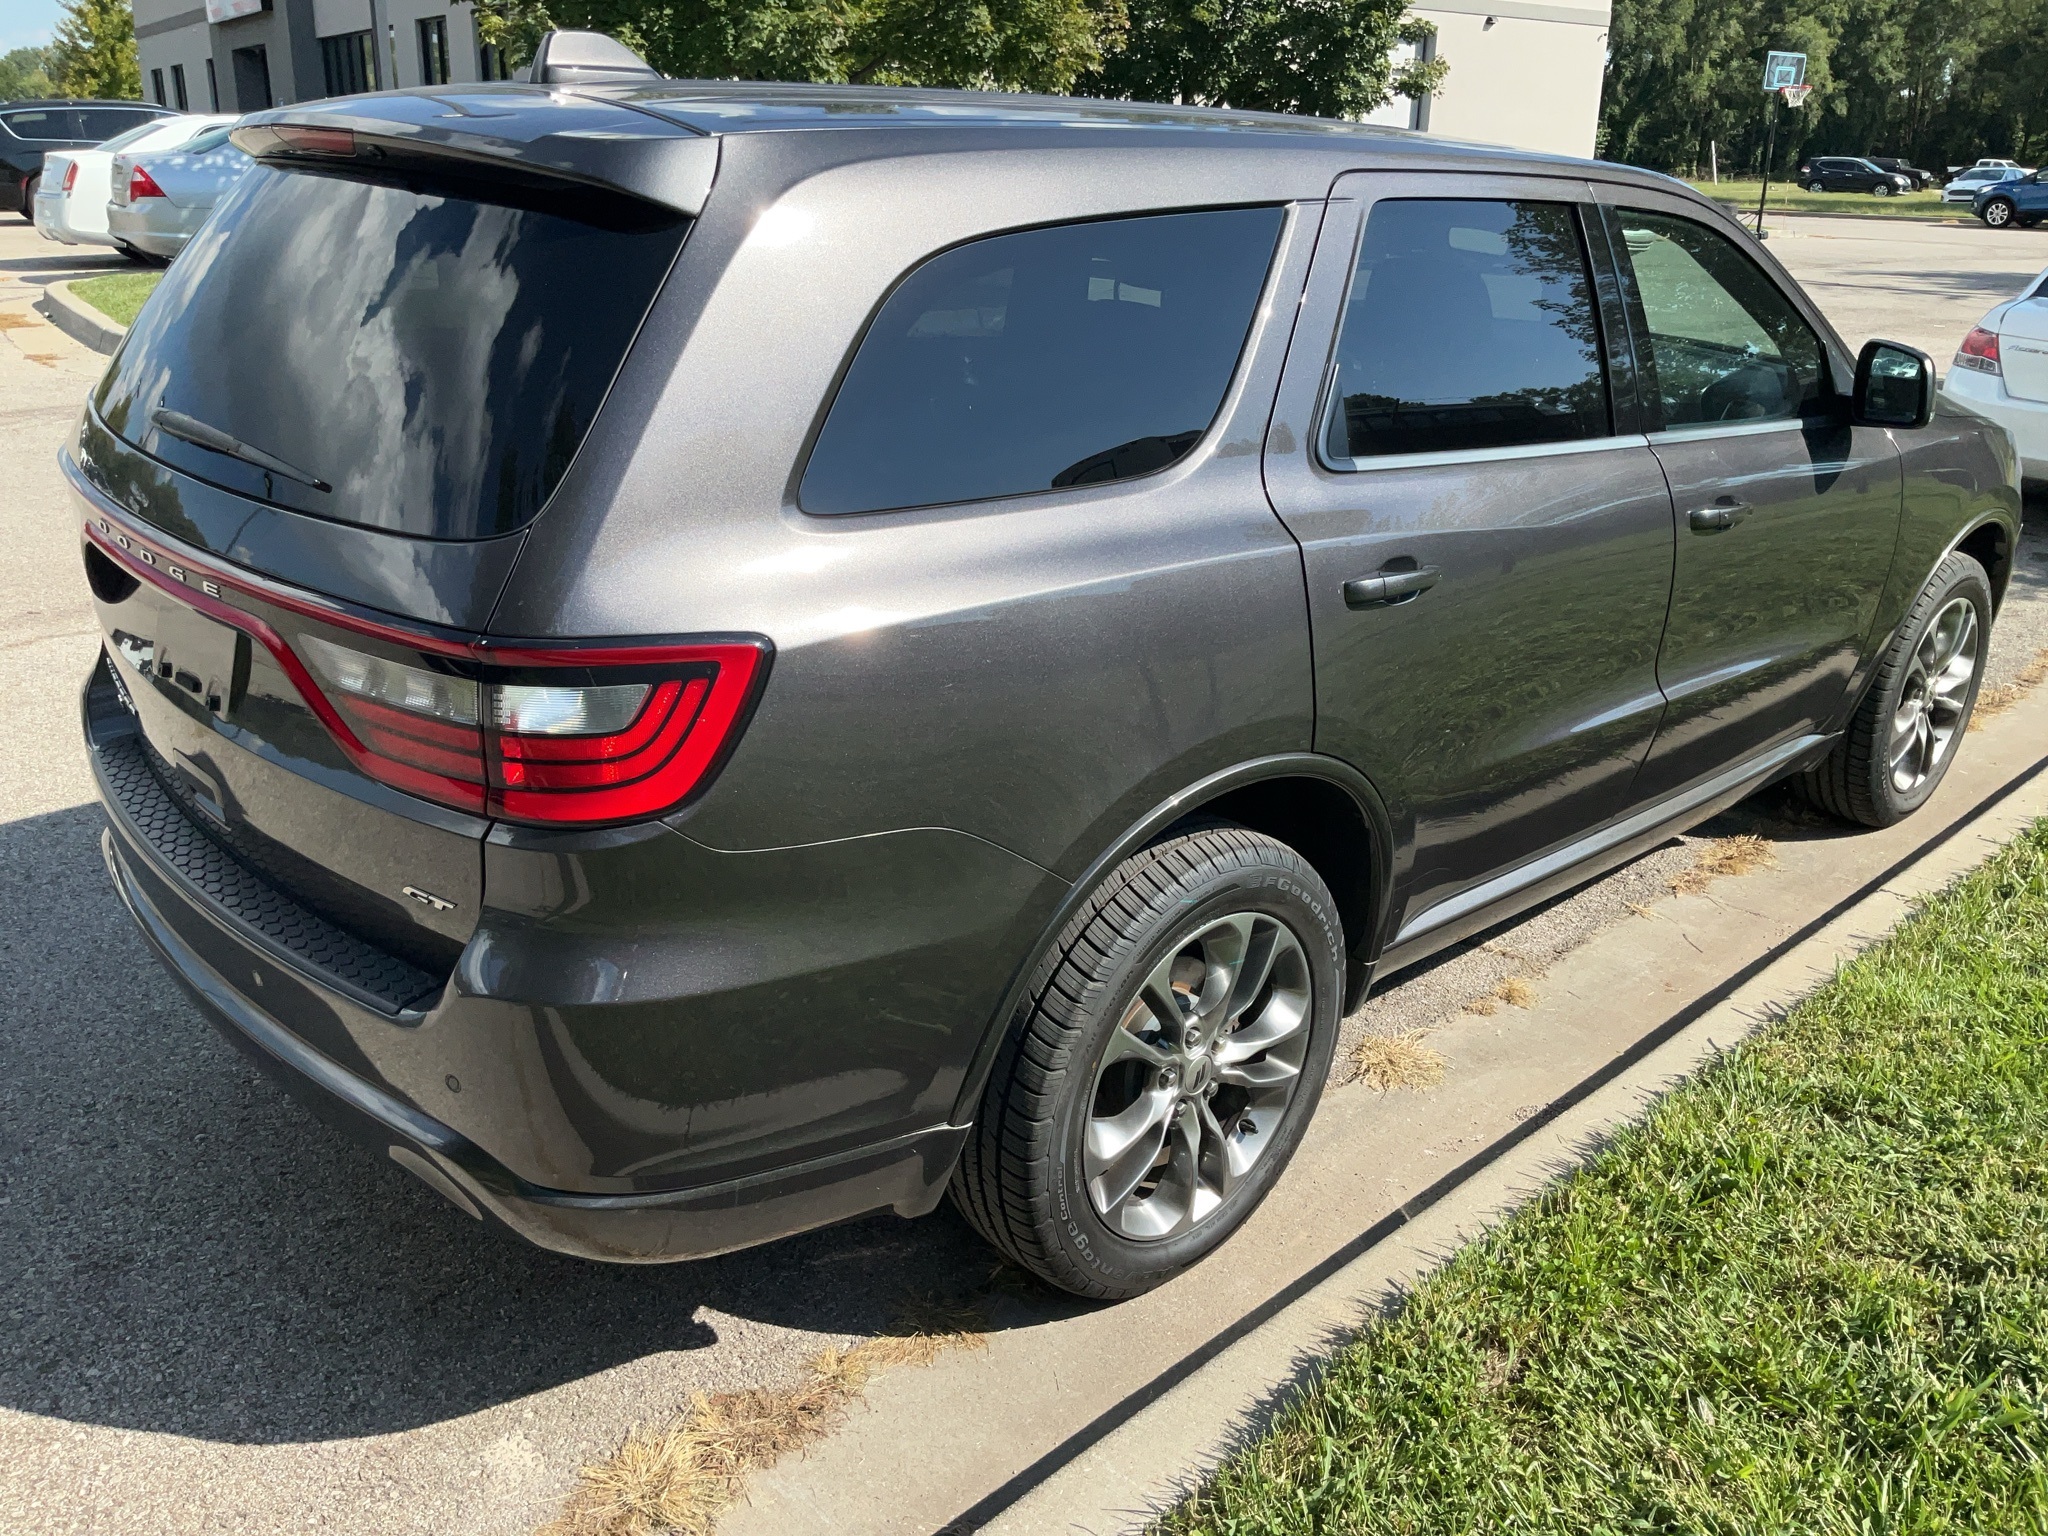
xmin=2 ymin=209 xmax=2046 ymax=1535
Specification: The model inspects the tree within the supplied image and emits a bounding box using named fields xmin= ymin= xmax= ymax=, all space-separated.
xmin=0 ymin=45 xmax=56 ymax=99
xmin=48 ymin=0 xmax=139 ymax=100
xmin=1081 ymin=0 xmax=1442 ymax=116
xmin=474 ymin=0 xmax=1120 ymax=92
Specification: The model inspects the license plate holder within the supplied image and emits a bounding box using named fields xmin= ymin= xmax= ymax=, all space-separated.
xmin=154 ymin=602 xmax=249 ymax=719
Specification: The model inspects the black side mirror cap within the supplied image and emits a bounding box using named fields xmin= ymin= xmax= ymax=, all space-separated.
xmin=1852 ymin=338 xmax=1936 ymax=429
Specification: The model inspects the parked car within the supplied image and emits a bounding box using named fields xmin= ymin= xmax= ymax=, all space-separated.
xmin=1796 ymin=156 xmax=1914 ymax=195
xmin=1945 ymin=166 xmax=2027 ymax=203
xmin=72 ymin=68 xmax=2019 ymax=1299
xmin=1 ymin=99 xmax=176 ymax=216
xmin=1943 ymin=267 xmax=2048 ymax=488
xmin=34 ymin=114 xmax=235 ymax=254
xmin=1866 ymin=155 xmax=1935 ymax=190
xmin=1972 ymin=167 xmax=2048 ymax=229
xmin=104 ymin=123 xmax=251 ymax=260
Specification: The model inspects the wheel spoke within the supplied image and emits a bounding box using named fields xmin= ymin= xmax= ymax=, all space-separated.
xmin=1099 ymin=1015 xmax=1173 ymax=1071
xmin=1223 ymin=918 xmax=1281 ymax=1020
xmin=1216 ymin=1051 xmax=1301 ymax=1089
xmin=1191 ymin=914 xmax=1256 ymax=1028
xmin=1086 ymin=1089 xmax=1175 ymax=1213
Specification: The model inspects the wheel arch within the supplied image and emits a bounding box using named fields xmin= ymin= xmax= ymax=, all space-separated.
xmin=948 ymin=754 xmax=1395 ymax=1125
xmin=1954 ymin=515 xmax=2014 ymax=611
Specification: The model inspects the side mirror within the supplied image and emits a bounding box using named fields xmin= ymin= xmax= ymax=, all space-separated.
xmin=1852 ymin=339 xmax=1935 ymax=429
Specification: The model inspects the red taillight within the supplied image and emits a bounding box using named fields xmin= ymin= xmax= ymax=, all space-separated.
xmin=1955 ymin=326 xmax=2002 ymax=375
xmin=84 ymin=523 xmax=769 ymax=827
xmin=62 ymin=160 xmax=77 ymax=191
xmin=128 ymin=164 xmax=166 ymax=200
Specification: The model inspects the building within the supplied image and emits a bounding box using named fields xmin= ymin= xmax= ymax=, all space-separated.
xmin=1362 ymin=0 xmax=1610 ymax=160
xmin=133 ymin=0 xmax=509 ymax=116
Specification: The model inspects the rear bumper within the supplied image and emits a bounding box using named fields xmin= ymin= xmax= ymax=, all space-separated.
xmin=100 ymin=822 xmax=968 ymax=1261
xmin=105 ymin=201 xmax=196 ymax=257
xmin=1941 ymin=367 xmax=2048 ymax=482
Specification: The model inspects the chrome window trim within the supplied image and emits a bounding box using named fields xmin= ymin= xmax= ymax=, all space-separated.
xmin=1322 ymin=431 xmax=1652 ymax=474
xmin=1643 ymin=416 xmax=1816 ymax=445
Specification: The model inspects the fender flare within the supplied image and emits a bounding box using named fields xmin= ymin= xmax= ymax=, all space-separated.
xmin=948 ymin=752 xmax=1396 ymax=1127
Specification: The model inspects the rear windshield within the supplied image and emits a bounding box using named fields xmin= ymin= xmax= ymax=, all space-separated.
xmin=93 ymin=163 xmax=689 ymax=540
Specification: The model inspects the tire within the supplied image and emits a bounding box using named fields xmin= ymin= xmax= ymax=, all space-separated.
xmin=1983 ymin=198 xmax=2016 ymax=228
xmin=1807 ymin=181 xmax=1827 ymax=193
xmin=951 ymin=824 xmax=1344 ymax=1299
xmin=18 ymin=174 xmax=36 ymax=218
xmin=1796 ymin=551 xmax=1992 ymax=828
xmin=1872 ymin=182 xmax=1893 ymax=197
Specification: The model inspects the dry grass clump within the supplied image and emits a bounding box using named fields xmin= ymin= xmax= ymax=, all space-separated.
xmin=541 ymin=1300 xmax=987 ymax=1536
xmin=1463 ymin=977 xmax=1537 ymax=1016
xmin=1354 ymin=1030 xmax=1448 ymax=1092
xmin=1970 ymin=646 xmax=2048 ymax=730
xmin=1669 ymin=834 xmax=1779 ymax=896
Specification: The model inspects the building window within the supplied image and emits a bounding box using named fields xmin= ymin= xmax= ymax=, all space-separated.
xmin=478 ymin=41 xmax=513 ymax=80
xmin=417 ymin=17 xmax=450 ymax=85
xmin=170 ymin=62 xmax=189 ymax=111
xmin=205 ymin=56 xmax=219 ymax=110
xmin=320 ymin=30 xmax=378 ymax=97
xmin=150 ymin=68 xmax=166 ymax=106
xmin=231 ymin=43 xmax=272 ymax=111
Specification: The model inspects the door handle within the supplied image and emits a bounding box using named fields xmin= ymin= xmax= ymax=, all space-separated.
xmin=1687 ymin=500 xmax=1754 ymax=534
xmin=1343 ymin=566 xmax=1440 ymax=608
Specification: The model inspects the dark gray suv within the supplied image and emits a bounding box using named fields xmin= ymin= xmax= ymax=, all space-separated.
xmin=73 ymin=81 xmax=2020 ymax=1299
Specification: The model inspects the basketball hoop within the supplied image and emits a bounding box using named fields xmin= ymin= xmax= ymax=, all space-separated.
xmin=1780 ymin=83 xmax=1812 ymax=108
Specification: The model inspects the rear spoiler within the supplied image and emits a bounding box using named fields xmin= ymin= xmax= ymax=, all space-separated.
xmin=230 ymin=85 xmax=715 ymax=216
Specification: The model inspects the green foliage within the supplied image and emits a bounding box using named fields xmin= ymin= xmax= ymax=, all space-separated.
xmin=1603 ymin=0 xmax=2048 ymax=177
xmin=0 ymin=45 xmax=57 ymax=100
xmin=71 ymin=272 xmax=162 ymax=329
xmin=1165 ymin=821 xmax=2048 ymax=1533
xmin=468 ymin=0 xmax=1436 ymax=113
xmin=1080 ymin=0 xmax=1429 ymax=115
xmin=473 ymin=0 xmax=1121 ymax=92
xmin=47 ymin=0 xmax=139 ymax=100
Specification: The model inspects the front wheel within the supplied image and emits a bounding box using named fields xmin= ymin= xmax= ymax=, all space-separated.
xmin=1983 ymin=198 xmax=2016 ymax=228
xmin=951 ymin=824 xmax=1344 ymax=1299
xmin=1796 ymin=551 xmax=1992 ymax=827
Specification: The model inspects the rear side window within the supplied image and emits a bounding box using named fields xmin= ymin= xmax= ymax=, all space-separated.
xmin=1324 ymin=199 xmax=1609 ymax=461
xmin=1611 ymin=210 xmax=1824 ymax=430
xmin=3 ymin=109 xmax=75 ymax=141
xmin=800 ymin=207 xmax=1284 ymax=516
xmin=93 ymin=163 xmax=689 ymax=540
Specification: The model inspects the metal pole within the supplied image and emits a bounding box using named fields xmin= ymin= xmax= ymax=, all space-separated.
xmin=1756 ymin=96 xmax=1777 ymax=236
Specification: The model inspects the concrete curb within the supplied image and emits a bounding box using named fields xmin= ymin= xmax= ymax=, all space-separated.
xmin=973 ymin=731 xmax=2048 ymax=1536
xmin=36 ymin=279 xmax=125 ymax=355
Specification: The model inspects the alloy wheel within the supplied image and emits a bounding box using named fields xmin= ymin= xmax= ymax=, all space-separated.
xmin=1986 ymin=200 xmax=2013 ymax=227
xmin=1083 ymin=912 xmax=1313 ymax=1240
xmin=1890 ymin=596 xmax=1978 ymax=794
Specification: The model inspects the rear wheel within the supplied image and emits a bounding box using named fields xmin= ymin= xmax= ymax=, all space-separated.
xmin=1807 ymin=181 xmax=1827 ymax=193
xmin=1796 ymin=552 xmax=1991 ymax=827
xmin=951 ymin=824 xmax=1344 ymax=1299
xmin=1983 ymin=198 xmax=2017 ymax=228
xmin=17 ymin=174 xmax=36 ymax=217
xmin=1872 ymin=182 xmax=1894 ymax=197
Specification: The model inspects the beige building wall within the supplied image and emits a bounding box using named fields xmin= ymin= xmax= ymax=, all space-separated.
xmin=1366 ymin=0 xmax=1611 ymax=161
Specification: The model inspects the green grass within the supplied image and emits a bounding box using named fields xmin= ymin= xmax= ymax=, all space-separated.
xmin=1165 ymin=821 xmax=2048 ymax=1535
xmin=69 ymin=271 xmax=161 ymax=328
xmin=1686 ymin=180 xmax=1958 ymax=221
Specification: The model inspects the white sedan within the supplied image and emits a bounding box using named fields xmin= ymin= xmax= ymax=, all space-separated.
xmin=33 ymin=114 xmax=234 ymax=255
xmin=1943 ymin=266 xmax=2048 ymax=487
xmin=1943 ymin=166 xmax=2026 ymax=204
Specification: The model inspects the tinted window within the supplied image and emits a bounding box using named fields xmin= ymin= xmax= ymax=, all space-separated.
xmin=78 ymin=108 xmax=159 ymax=141
xmin=1613 ymin=210 xmax=1825 ymax=430
xmin=1324 ymin=199 xmax=1608 ymax=461
xmin=94 ymin=164 xmax=689 ymax=540
xmin=3 ymin=109 xmax=76 ymax=141
xmin=179 ymin=126 xmax=234 ymax=154
xmin=800 ymin=207 xmax=1284 ymax=516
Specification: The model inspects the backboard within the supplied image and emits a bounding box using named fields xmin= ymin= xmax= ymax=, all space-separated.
xmin=1764 ymin=51 xmax=1807 ymax=90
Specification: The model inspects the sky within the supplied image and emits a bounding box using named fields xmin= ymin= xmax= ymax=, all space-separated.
xmin=5 ymin=0 xmax=66 ymax=55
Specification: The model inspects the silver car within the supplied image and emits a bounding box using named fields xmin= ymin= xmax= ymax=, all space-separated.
xmin=35 ymin=115 xmax=234 ymax=252
xmin=105 ymin=123 xmax=252 ymax=261
xmin=1944 ymin=166 xmax=2026 ymax=204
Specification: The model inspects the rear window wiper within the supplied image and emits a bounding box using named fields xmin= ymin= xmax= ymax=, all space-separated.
xmin=151 ymin=407 xmax=332 ymax=493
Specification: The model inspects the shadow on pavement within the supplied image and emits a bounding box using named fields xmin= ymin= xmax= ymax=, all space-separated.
xmin=0 ymin=801 xmax=1051 ymax=1447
